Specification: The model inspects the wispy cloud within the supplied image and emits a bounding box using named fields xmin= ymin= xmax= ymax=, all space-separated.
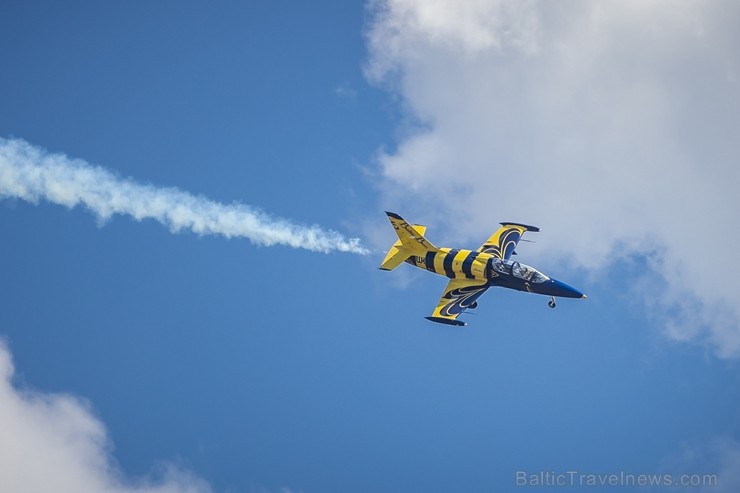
xmin=365 ymin=0 xmax=740 ymax=357
xmin=661 ymin=436 xmax=740 ymax=492
xmin=0 ymin=339 xmax=212 ymax=493
xmin=0 ymin=137 xmax=369 ymax=255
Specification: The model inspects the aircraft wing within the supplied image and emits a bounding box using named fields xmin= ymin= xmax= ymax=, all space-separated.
xmin=477 ymin=222 xmax=540 ymax=260
xmin=425 ymin=279 xmax=489 ymax=327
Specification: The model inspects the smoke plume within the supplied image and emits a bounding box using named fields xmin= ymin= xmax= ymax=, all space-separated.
xmin=0 ymin=138 xmax=368 ymax=255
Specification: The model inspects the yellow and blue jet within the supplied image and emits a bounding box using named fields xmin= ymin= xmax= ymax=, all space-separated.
xmin=380 ymin=211 xmax=586 ymax=326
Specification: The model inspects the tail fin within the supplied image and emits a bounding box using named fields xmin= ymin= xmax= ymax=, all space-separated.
xmin=379 ymin=211 xmax=438 ymax=271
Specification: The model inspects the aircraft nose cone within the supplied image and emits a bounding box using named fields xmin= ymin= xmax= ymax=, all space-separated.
xmin=549 ymin=278 xmax=585 ymax=299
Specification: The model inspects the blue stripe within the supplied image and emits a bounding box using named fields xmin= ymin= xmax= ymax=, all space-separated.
xmin=461 ymin=251 xmax=479 ymax=279
xmin=501 ymin=229 xmax=521 ymax=260
xmin=425 ymin=251 xmax=436 ymax=273
xmin=443 ymin=249 xmax=458 ymax=278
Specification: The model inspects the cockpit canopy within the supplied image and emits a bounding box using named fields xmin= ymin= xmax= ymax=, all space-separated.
xmin=489 ymin=258 xmax=549 ymax=283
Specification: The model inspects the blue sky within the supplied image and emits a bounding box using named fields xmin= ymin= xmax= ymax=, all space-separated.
xmin=1 ymin=2 xmax=740 ymax=492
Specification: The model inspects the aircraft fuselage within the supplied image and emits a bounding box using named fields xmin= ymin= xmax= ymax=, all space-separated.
xmin=406 ymin=248 xmax=584 ymax=299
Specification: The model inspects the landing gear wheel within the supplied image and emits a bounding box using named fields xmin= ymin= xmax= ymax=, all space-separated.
xmin=548 ymin=297 xmax=556 ymax=309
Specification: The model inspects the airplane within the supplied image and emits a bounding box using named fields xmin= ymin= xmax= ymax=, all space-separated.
xmin=380 ymin=211 xmax=586 ymax=326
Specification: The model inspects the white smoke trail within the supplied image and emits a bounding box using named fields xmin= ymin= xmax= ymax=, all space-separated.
xmin=0 ymin=137 xmax=369 ymax=254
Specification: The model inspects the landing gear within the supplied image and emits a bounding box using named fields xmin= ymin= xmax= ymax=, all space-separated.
xmin=548 ymin=297 xmax=556 ymax=309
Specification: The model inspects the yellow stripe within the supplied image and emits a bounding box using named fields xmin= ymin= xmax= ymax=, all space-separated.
xmin=470 ymin=253 xmax=490 ymax=279
xmin=434 ymin=248 xmax=450 ymax=275
xmin=452 ymin=249 xmax=471 ymax=279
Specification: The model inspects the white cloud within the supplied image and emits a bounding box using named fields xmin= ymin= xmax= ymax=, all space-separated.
xmin=0 ymin=138 xmax=368 ymax=255
xmin=662 ymin=436 xmax=740 ymax=492
xmin=710 ymin=438 xmax=740 ymax=493
xmin=0 ymin=339 xmax=212 ymax=493
xmin=365 ymin=0 xmax=740 ymax=357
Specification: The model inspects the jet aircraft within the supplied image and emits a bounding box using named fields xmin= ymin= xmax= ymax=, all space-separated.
xmin=380 ymin=211 xmax=586 ymax=326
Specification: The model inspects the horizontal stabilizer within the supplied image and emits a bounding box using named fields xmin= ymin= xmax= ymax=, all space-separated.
xmin=379 ymin=246 xmax=410 ymax=271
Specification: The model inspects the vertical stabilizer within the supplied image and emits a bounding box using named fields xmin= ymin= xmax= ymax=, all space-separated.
xmin=379 ymin=212 xmax=436 ymax=271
